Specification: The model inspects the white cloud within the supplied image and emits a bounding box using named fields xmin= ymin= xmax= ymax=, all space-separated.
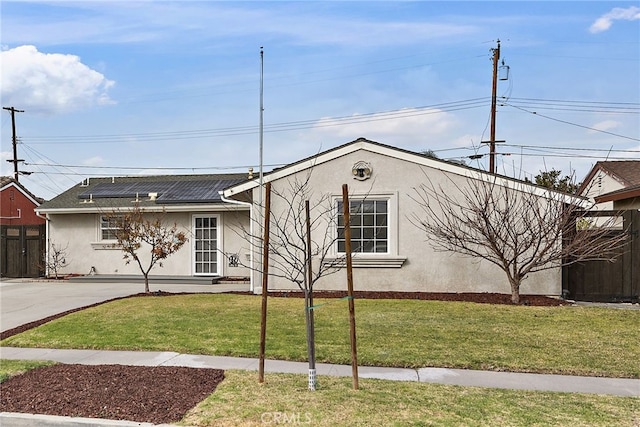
xmin=589 ymin=6 xmax=640 ymax=33
xmin=0 ymin=45 xmax=115 ymax=114
xmin=588 ymin=120 xmax=621 ymax=133
xmin=311 ymin=108 xmax=459 ymax=147
xmin=82 ymin=156 xmax=104 ymax=166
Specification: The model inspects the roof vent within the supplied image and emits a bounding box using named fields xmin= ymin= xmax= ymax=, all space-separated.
xmin=80 ymin=178 xmax=90 ymax=187
xmin=248 ymin=167 xmax=254 ymax=179
xmin=148 ymin=192 xmax=158 ymax=201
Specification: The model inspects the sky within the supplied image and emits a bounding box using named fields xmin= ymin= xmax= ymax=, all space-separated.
xmin=1 ymin=1 xmax=639 ymax=200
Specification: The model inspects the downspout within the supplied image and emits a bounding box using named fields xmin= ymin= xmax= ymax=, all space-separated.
xmin=35 ymin=211 xmax=50 ymax=278
xmin=219 ymin=191 xmax=256 ymax=293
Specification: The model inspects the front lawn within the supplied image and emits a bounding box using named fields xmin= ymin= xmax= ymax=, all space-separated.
xmin=1 ymin=294 xmax=638 ymax=378
xmin=2 ymin=361 xmax=638 ymax=426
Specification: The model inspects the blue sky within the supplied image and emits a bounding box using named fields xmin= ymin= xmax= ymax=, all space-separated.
xmin=1 ymin=1 xmax=639 ymax=199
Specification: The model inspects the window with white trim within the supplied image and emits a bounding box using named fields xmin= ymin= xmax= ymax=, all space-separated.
xmin=100 ymin=215 xmax=122 ymax=241
xmin=337 ymin=199 xmax=388 ymax=254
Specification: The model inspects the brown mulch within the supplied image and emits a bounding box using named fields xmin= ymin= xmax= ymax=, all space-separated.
xmin=0 ymin=364 xmax=224 ymax=424
xmin=0 ymin=290 xmax=568 ymax=424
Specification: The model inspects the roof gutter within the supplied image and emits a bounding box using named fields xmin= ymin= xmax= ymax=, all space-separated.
xmin=219 ymin=191 xmax=256 ymax=293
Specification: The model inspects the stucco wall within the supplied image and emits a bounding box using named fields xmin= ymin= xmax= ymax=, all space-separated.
xmin=249 ymin=149 xmax=561 ymax=296
xmin=47 ymin=209 xmax=251 ymax=278
xmin=581 ymin=170 xmax=623 ymax=210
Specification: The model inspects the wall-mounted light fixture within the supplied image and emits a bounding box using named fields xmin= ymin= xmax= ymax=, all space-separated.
xmin=352 ymin=161 xmax=372 ymax=181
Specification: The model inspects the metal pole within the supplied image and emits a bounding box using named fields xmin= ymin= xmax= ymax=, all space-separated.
xmin=257 ymin=47 xmax=264 ymax=292
xmin=305 ymin=200 xmax=317 ymax=390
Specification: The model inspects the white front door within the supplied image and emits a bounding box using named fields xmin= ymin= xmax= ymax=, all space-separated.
xmin=193 ymin=215 xmax=220 ymax=275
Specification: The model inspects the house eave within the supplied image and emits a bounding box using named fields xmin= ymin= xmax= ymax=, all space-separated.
xmin=35 ymin=202 xmax=249 ymax=215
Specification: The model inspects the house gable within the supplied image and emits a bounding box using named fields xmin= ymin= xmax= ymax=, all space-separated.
xmin=579 ymin=161 xmax=640 ymax=195
xmin=0 ymin=177 xmax=45 ymax=225
xmin=223 ymin=137 xmax=582 ymax=203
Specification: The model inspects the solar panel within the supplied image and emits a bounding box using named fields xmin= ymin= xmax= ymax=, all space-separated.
xmin=79 ymin=182 xmax=175 ymax=199
xmin=78 ymin=178 xmax=245 ymax=203
xmin=158 ymin=179 xmax=244 ymax=203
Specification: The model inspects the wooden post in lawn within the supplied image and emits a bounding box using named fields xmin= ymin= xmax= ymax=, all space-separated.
xmin=342 ymin=184 xmax=359 ymax=390
xmin=258 ymin=182 xmax=271 ymax=383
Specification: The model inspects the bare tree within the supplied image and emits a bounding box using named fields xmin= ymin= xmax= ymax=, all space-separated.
xmin=42 ymin=242 xmax=69 ymax=279
xmin=109 ymin=204 xmax=188 ymax=293
xmin=410 ymin=173 xmax=627 ymax=304
xmin=236 ymin=172 xmax=345 ymax=390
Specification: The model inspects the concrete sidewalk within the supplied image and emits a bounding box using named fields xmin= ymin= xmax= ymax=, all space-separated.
xmin=2 ymin=346 xmax=638 ymax=397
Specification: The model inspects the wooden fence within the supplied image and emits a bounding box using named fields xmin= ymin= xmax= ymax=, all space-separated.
xmin=563 ymin=210 xmax=639 ymax=302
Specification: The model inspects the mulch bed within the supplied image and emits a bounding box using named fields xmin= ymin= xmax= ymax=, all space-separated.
xmin=1 ymin=364 xmax=224 ymax=424
xmin=0 ymin=290 xmax=569 ymax=424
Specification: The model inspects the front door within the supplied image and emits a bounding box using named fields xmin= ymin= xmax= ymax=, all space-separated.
xmin=193 ymin=215 xmax=220 ymax=275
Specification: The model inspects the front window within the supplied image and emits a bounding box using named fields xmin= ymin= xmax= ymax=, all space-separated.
xmin=100 ymin=216 xmax=122 ymax=241
xmin=337 ymin=199 xmax=388 ymax=253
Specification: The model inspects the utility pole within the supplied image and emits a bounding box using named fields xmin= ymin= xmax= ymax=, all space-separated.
xmin=3 ymin=106 xmax=25 ymax=181
xmin=489 ymin=40 xmax=500 ymax=174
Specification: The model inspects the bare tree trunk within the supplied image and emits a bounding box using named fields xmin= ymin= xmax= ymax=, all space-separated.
xmin=144 ymin=274 xmax=150 ymax=294
xmin=509 ymin=279 xmax=520 ymax=304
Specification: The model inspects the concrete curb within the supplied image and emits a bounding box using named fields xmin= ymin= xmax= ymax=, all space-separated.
xmin=0 ymin=412 xmax=176 ymax=427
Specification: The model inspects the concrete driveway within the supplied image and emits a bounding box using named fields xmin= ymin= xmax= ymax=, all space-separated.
xmin=0 ymin=278 xmax=251 ymax=333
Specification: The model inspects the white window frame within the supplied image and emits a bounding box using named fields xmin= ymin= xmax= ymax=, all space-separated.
xmin=327 ymin=192 xmax=405 ymax=268
xmin=192 ymin=214 xmax=222 ymax=276
xmin=99 ymin=215 xmax=122 ymax=241
xmin=336 ymin=198 xmax=391 ymax=255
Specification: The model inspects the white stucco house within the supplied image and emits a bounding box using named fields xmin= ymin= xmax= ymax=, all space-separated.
xmin=37 ymin=138 xmax=573 ymax=296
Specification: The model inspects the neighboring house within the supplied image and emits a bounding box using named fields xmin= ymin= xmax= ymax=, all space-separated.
xmin=1 ymin=177 xmax=46 ymax=277
xmin=594 ymin=183 xmax=640 ymax=210
xmin=35 ymin=174 xmax=252 ymax=279
xmin=578 ymin=160 xmax=640 ymax=210
xmin=222 ymin=138 xmax=564 ymax=296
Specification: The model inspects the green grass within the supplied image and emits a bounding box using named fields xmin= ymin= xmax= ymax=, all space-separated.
xmin=3 ymin=362 xmax=638 ymax=426
xmin=181 ymin=370 xmax=640 ymax=427
xmin=0 ymin=359 xmax=56 ymax=382
xmin=1 ymin=294 xmax=639 ymax=378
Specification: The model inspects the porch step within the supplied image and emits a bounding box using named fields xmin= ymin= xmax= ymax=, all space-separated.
xmin=67 ymin=275 xmax=221 ymax=285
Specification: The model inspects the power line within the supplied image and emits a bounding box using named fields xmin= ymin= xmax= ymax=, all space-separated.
xmin=22 ymin=98 xmax=489 ymax=144
xmin=503 ymin=103 xmax=640 ymax=142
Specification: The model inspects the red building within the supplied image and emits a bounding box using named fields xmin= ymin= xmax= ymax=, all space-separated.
xmin=1 ymin=177 xmax=46 ymax=277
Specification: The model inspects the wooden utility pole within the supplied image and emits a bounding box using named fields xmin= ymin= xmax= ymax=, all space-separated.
xmin=3 ymin=106 xmax=25 ymax=181
xmin=489 ymin=40 xmax=500 ymax=174
xmin=341 ymin=184 xmax=359 ymax=390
